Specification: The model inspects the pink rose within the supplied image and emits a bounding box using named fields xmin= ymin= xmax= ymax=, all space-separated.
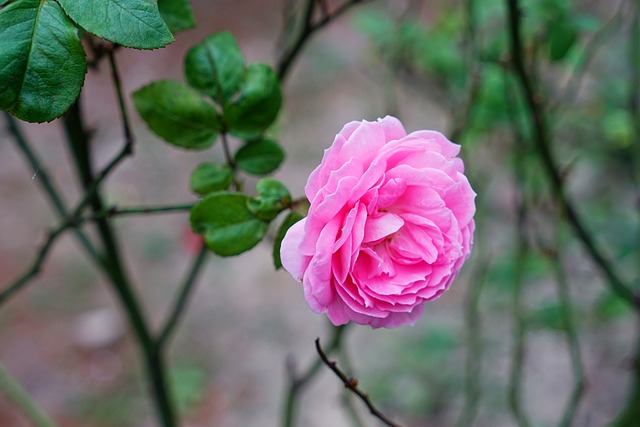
xmin=281 ymin=116 xmax=476 ymax=328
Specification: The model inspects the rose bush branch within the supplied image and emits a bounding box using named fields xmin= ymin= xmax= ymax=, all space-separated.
xmin=277 ymin=0 xmax=370 ymax=81
xmin=315 ymin=338 xmax=402 ymax=427
xmin=107 ymin=49 xmax=134 ymax=148
xmin=58 ymin=50 xmax=178 ymax=427
xmin=0 ymin=157 xmax=162 ymax=306
xmin=4 ymin=113 xmax=104 ymax=267
xmin=0 ymin=192 xmax=193 ymax=305
xmin=505 ymin=0 xmax=640 ymax=310
xmin=78 ymin=203 xmax=195 ymax=223
xmin=157 ymin=245 xmax=209 ymax=349
xmin=0 ymin=219 xmax=74 ymax=305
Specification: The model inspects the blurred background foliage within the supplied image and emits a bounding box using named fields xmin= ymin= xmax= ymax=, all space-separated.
xmin=1 ymin=0 xmax=639 ymax=426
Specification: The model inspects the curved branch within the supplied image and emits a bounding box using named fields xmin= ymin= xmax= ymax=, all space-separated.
xmin=4 ymin=113 xmax=103 ymax=266
xmin=277 ymin=0 xmax=371 ymax=82
xmin=505 ymin=0 xmax=639 ymax=310
xmin=315 ymin=337 xmax=403 ymax=427
xmin=0 ymin=221 xmax=72 ymax=305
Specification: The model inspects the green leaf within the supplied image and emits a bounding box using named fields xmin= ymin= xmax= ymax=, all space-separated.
xmin=190 ymin=192 xmax=268 ymax=256
xmin=57 ymin=0 xmax=174 ymax=49
xmin=184 ymin=31 xmax=245 ymax=103
xmin=224 ymin=64 xmax=282 ymax=139
xmin=158 ymin=0 xmax=195 ymax=33
xmin=189 ymin=163 xmax=233 ymax=195
xmin=273 ymin=211 xmax=304 ymax=269
xmin=0 ymin=0 xmax=86 ymax=123
xmin=235 ymin=139 xmax=285 ymax=175
xmin=247 ymin=178 xmax=291 ymax=221
xmin=133 ymin=80 xmax=220 ymax=150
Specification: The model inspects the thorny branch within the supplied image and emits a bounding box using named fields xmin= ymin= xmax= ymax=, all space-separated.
xmin=315 ymin=338 xmax=403 ymax=427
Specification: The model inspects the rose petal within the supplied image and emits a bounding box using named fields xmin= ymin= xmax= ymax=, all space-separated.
xmin=280 ymin=219 xmax=310 ymax=281
xmin=281 ymin=116 xmax=475 ymax=329
xmin=363 ymin=213 xmax=404 ymax=243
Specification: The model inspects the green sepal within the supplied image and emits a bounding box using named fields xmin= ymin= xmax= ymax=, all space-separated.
xmin=189 ymin=163 xmax=234 ymax=195
xmin=133 ymin=80 xmax=220 ymax=150
xmin=190 ymin=192 xmax=268 ymax=257
xmin=57 ymin=0 xmax=174 ymax=49
xmin=184 ymin=32 xmax=245 ymax=103
xmin=235 ymin=139 xmax=285 ymax=175
xmin=0 ymin=0 xmax=86 ymax=123
xmin=247 ymin=178 xmax=291 ymax=221
xmin=273 ymin=211 xmax=304 ymax=270
xmin=224 ymin=64 xmax=282 ymax=139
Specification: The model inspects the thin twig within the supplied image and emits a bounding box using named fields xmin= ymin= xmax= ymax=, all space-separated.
xmin=505 ymin=0 xmax=639 ymax=310
xmin=0 ymin=166 xmax=182 ymax=305
xmin=277 ymin=0 xmax=371 ymax=82
xmin=157 ymin=245 xmax=208 ymax=349
xmin=0 ymin=142 xmax=142 ymax=306
xmin=107 ymin=48 xmax=134 ymax=149
xmin=0 ymin=222 xmax=71 ymax=305
xmin=4 ymin=112 xmax=104 ymax=265
xmin=315 ymin=338 xmax=403 ymax=427
xmin=79 ymin=203 xmax=195 ymax=223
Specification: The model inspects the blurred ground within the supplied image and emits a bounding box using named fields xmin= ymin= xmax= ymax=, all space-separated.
xmin=0 ymin=1 xmax=637 ymax=427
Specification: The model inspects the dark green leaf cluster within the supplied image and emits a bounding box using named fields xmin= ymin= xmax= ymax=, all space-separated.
xmin=133 ymin=31 xmax=299 ymax=261
xmin=133 ymin=32 xmax=283 ymax=152
xmin=190 ymin=179 xmax=294 ymax=258
xmin=0 ymin=0 xmax=195 ymax=123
